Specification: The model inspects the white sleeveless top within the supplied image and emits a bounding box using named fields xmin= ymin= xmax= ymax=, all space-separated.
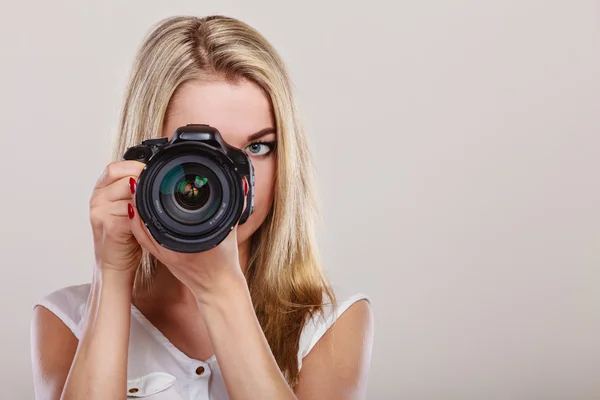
xmin=34 ymin=283 xmax=369 ymax=399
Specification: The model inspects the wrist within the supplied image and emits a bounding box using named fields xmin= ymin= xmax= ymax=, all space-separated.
xmin=193 ymin=269 xmax=248 ymax=309
xmin=84 ymin=264 xmax=135 ymax=325
xmin=96 ymin=265 xmax=137 ymax=290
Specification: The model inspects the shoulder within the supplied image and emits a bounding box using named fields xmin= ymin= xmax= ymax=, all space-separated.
xmin=297 ymin=286 xmax=373 ymax=371
xmin=31 ymin=285 xmax=89 ymax=398
xmin=294 ymin=286 xmax=374 ymax=396
xmin=33 ymin=283 xmax=91 ymax=339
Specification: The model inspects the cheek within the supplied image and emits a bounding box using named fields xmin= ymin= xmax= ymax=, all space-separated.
xmin=237 ymin=158 xmax=276 ymax=243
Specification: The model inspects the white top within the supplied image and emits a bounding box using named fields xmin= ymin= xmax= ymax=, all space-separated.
xmin=34 ymin=283 xmax=369 ymax=399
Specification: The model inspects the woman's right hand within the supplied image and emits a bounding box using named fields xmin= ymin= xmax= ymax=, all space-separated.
xmin=89 ymin=160 xmax=146 ymax=274
xmin=35 ymin=160 xmax=147 ymax=400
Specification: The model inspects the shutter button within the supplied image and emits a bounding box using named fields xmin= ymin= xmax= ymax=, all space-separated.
xmin=196 ymin=366 xmax=205 ymax=376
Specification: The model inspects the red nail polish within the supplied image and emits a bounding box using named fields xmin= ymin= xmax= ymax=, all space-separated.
xmin=243 ymin=177 xmax=248 ymax=196
xmin=128 ymin=203 xmax=134 ymax=219
xmin=129 ymin=177 xmax=136 ymax=195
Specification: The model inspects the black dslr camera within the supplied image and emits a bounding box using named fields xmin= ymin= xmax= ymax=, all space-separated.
xmin=123 ymin=124 xmax=255 ymax=253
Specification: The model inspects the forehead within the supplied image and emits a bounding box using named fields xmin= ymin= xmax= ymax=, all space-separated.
xmin=163 ymin=78 xmax=275 ymax=146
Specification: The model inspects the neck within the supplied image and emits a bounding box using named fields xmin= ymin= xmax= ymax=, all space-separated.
xmin=136 ymin=237 xmax=252 ymax=306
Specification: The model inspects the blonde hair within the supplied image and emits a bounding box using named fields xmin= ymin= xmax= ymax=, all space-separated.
xmin=111 ymin=15 xmax=336 ymax=387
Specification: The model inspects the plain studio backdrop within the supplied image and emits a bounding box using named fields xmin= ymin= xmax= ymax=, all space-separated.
xmin=0 ymin=1 xmax=599 ymax=399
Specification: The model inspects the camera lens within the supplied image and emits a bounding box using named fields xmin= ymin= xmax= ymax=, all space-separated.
xmin=159 ymin=162 xmax=222 ymax=225
xmin=174 ymin=176 xmax=209 ymax=209
xmin=131 ymin=138 xmax=248 ymax=253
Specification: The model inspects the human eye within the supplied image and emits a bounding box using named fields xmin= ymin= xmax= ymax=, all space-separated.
xmin=244 ymin=140 xmax=277 ymax=157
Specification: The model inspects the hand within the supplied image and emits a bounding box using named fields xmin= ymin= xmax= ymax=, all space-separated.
xmin=127 ymin=177 xmax=248 ymax=302
xmin=89 ymin=161 xmax=146 ymax=275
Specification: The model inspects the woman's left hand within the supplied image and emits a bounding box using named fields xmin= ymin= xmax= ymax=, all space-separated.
xmin=127 ymin=176 xmax=247 ymax=303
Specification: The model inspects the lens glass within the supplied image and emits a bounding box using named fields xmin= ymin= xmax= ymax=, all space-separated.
xmin=159 ymin=162 xmax=222 ymax=225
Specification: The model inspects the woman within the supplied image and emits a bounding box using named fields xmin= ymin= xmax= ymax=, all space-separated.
xmin=31 ymin=15 xmax=374 ymax=400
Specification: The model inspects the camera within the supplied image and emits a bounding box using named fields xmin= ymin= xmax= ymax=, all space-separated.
xmin=122 ymin=124 xmax=255 ymax=253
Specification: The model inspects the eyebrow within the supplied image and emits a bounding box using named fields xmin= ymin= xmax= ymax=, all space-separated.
xmin=247 ymin=127 xmax=276 ymax=141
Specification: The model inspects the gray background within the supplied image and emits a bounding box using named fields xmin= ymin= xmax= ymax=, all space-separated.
xmin=1 ymin=0 xmax=599 ymax=399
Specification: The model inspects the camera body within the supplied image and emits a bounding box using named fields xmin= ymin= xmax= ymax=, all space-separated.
xmin=123 ymin=124 xmax=255 ymax=253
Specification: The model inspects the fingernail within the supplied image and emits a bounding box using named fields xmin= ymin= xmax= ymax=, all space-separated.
xmin=129 ymin=177 xmax=137 ymax=194
xmin=243 ymin=177 xmax=249 ymax=196
xmin=128 ymin=203 xmax=134 ymax=219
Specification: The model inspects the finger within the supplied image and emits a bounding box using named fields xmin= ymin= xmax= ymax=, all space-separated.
xmin=239 ymin=176 xmax=249 ymax=226
xmin=95 ymin=160 xmax=145 ymax=189
xmin=89 ymin=199 xmax=132 ymax=232
xmin=219 ymin=222 xmax=239 ymax=253
xmin=128 ymin=202 xmax=161 ymax=256
xmin=242 ymin=176 xmax=248 ymax=211
xmin=106 ymin=199 xmax=132 ymax=218
xmin=93 ymin=176 xmax=137 ymax=204
xmin=131 ymin=177 xmax=139 ymax=209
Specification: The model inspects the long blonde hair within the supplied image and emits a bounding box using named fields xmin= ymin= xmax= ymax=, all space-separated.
xmin=111 ymin=15 xmax=336 ymax=387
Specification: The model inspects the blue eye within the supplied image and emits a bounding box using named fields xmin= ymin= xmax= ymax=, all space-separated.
xmin=245 ymin=141 xmax=276 ymax=156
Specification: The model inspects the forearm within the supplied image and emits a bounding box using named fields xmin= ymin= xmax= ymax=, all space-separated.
xmin=197 ymin=274 xmax=297 ymax=400
xmin=61 ymin=268 xmax=134 ymax=399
